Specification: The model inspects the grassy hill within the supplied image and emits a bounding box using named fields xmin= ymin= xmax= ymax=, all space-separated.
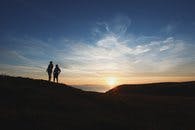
xmin=107 ymin=81 xmax=195 ymax=96
xmin=1 ymin=75 xmax=195 ymax=130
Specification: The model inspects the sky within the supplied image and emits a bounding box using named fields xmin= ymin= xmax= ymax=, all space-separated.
xmin=0 ymin=0 xmax=195 ymax=92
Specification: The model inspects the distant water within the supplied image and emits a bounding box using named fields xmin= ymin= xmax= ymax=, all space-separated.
xmin=72 ymin=85 xmax=110 ymax=92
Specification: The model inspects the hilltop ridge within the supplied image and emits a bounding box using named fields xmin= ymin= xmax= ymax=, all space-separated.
xmin=0 ymin=75 xmax=82 ymax=91
xmin=107 ymin=81 xmax=195 ymax=96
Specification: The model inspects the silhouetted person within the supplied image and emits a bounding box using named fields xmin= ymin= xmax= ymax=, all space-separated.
xmin=53 ymin=64 xmax=61 ymax=83
xmin=46 ymin=61 xmax=53 ymax=81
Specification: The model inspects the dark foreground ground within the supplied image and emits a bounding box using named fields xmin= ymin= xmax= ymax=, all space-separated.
xmin=1 ymin=75 xmax=195 ymax=130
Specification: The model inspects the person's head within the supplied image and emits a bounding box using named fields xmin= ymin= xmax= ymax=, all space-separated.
xmin=56 ymin=64 xmax=58 ymax=67
xmin=50 ymin=61 xmax=53 ymax=64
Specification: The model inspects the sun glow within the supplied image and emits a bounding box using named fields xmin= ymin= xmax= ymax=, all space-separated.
xmin=106 ymin=77 xmax=118 ymax=86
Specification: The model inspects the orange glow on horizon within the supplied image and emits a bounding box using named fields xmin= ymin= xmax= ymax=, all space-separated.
xmin=59 ymin=75 xmax=195 ymax=86
xmin=106 ymin=77 xmax=119 ymax=87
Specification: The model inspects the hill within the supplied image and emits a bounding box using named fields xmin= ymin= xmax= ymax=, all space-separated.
xmin=1 ymin=75 xmax=195 ymax=130
xmin=107 ymin=81 xmax=195 ymax=96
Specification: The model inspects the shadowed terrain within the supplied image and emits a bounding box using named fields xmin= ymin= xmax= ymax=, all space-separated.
xmin=1 ymin=75 xmax=195 ymax=130
xmin=107 ymin=81 xmax=195 ymax=96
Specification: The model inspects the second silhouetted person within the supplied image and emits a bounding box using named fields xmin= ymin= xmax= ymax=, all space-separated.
xmin=53 ymin=64 xmax=61 ymax=83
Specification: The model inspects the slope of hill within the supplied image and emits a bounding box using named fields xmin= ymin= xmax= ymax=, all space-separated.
xmin=1 ymin=75 xmax=195 ymax=130
xmin=107 ymin=81 xmax=195 ymax=96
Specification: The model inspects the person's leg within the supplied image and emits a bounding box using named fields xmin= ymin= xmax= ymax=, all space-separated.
xmin=53 ymin=75 xmax=55 ymax=82
xmin=48 ymin=73 xmax=51 ymax=81
xmin=56 ymin=75 xmax=58 ymax=83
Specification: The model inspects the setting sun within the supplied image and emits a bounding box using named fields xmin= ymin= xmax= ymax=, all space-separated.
xmin=106 ymin=77 xmax=118 ymax=86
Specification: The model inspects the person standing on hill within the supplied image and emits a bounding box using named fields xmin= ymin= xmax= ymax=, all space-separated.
xmin=46 ymin=61 xmax=53 ymax=81
xmin=53 ymin=64 xmax=61 ymax=83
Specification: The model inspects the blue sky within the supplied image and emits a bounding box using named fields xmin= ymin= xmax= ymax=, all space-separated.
xmin=0 ymin=0 xmax=195 ymax=91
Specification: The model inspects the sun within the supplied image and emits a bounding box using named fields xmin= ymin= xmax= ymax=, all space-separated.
xmin=106 ymin=77 xmax=118 ymax=86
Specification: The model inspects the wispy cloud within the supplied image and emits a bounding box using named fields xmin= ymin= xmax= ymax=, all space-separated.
xmin=50 ymin=24 xmax=194 ymax=79
xmin=93 ymin=14 xmax=131 ymax=37
xmin=161 ymin=23 xmax=179 ymax=35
